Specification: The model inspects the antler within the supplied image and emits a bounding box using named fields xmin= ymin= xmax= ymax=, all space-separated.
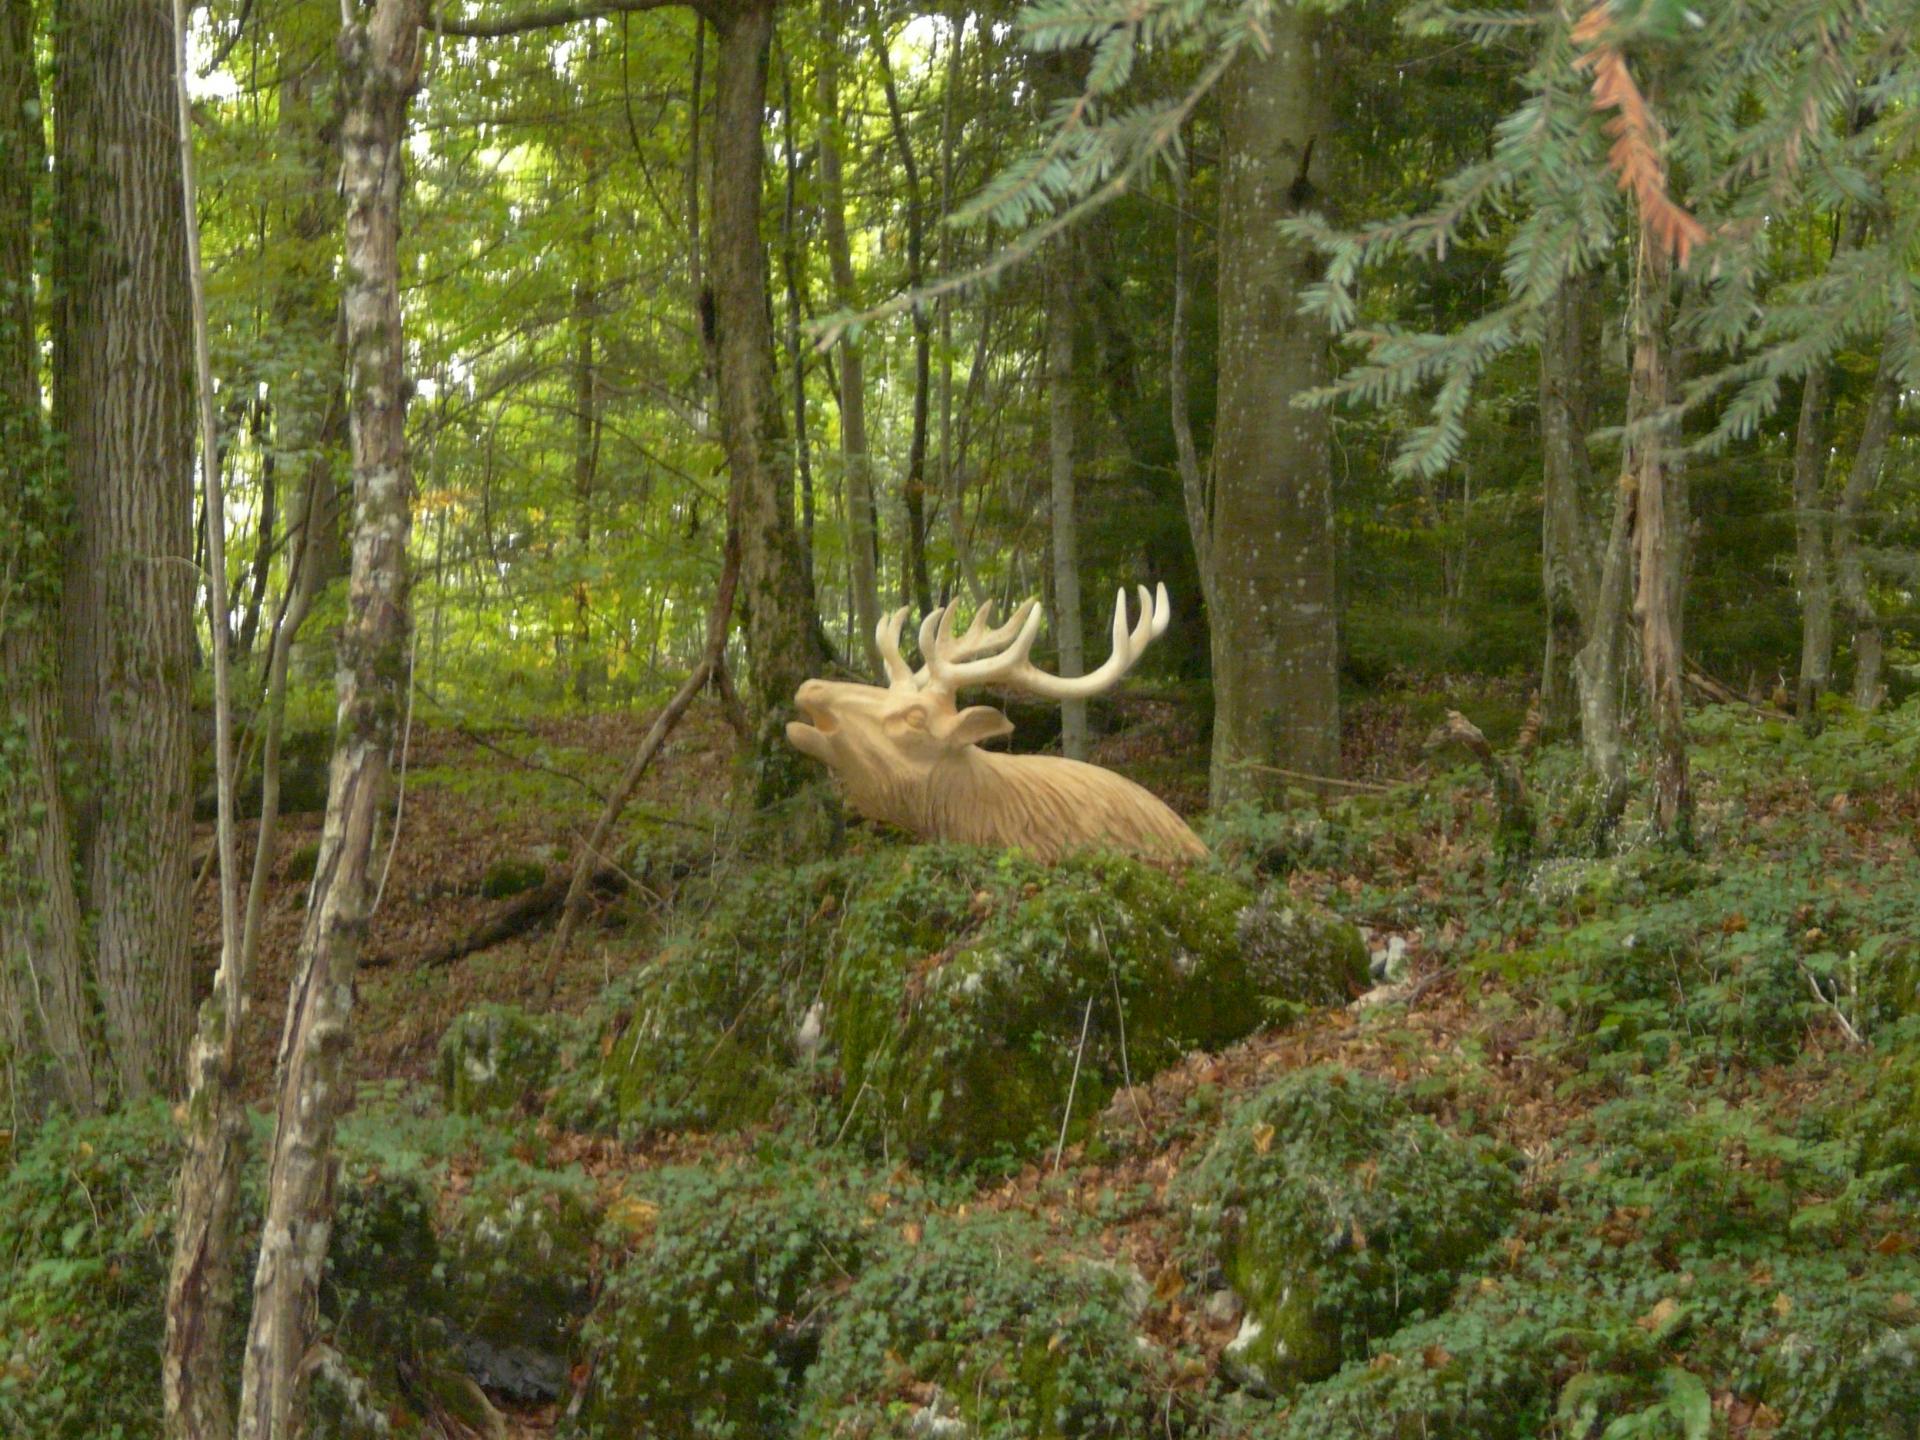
xmin=926 ymin=583 xmax=1170 ymax=701
xmin=875 ymin=598 xmax=1041 ymax=689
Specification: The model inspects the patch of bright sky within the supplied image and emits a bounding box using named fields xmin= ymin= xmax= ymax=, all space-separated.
xmin=187 ymin=11 xmax=242 ymax=101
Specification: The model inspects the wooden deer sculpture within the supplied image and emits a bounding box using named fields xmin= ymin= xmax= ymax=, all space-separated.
xmin=786 ymin=585 xmax=1206 ymax=862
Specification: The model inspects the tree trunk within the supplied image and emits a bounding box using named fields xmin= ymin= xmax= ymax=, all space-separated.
xmin=1048 ymin=244 xmax=1088 ymax=760
xmin=1574 ymin=470 xmax=1634 ymax=841
xmin=52 ymin=0 xmax=195 ymax=1100
xmin=778 ymin=55 xmax=814 ymax=590
xmin=1084 ymin=230 xmax=1208 ymax=676
xmin=1791 ymin=361 xmax=1834 ymax=731
xmin=816 ymin=0 xmax=882 ymax=669
xmin=162 ymin=0 xmax=251 ymax=1416
xmin=1540 ymin=271 xmax=1602 ymax=735
xmin=272 ymin=45 xmax=351 ymax=631
xmin=874 ymin=18 xmax=934 ymax=616
xmin=710 ymin=0 xmax=830 ymax=804
xmin=938 ymin=13 xmax=965 ymax=600
xmin=1834 ymin=324 xmax=1901 ymax=712
xmin=571 ymin=159 xmax=601 ymax=704
xmin=167 ymin=459 xmax=322 ymax=1440
xmin=0 ymin=0 xmax=100 ymax=1118
xmin=236 ymin=400 xmax=278 ymax=662
xmin=1210 ymin=13 xmax=1340 ymax=803
xmin=1171 ymin=138 xmax=1212 ymax=616
xmin=236 ymin=1 xmax=419 ymax=1432
xmin=1626 ymin=227 xmax=1690 ymax=843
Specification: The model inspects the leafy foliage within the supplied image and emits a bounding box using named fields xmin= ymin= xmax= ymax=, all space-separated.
xmin=1179 ymin=1067 xmax=1517 ymax=1393
xmin=799 ymin=1209 xmax=1172 ymax=1439
xmin=574 ymin=1150 xmax=899 ymax=1439
xmin=0 ymin=1105 xmax=184 ymax=1440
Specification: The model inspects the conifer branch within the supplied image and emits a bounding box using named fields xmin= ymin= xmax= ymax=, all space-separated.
xmin=1571 ymin=5 xmax=1705 ymax=266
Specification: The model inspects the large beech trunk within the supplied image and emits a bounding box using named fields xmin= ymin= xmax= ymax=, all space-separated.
xmin=52 ymin=0 xmax=196 ymax=1100
xmin=709 ymin=0 xmax=829 ymax=801
xmin=1209 ymin=10 xmax=1340 ymax=803
xmin=0 ymin=0 xmax=99 ymax=1117
xmin=236 ymin=2 xmax=420 ymax=1432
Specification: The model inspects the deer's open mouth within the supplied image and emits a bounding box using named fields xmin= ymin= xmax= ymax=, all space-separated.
xmin=792 ymin=683 xmax=838 ymax=735
xmin=795 ymin=702 xmax=836 ymax=735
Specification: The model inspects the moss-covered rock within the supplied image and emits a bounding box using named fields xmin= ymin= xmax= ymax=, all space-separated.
xmin=445 ymin=1162 xmax=596 ymax=1403
xmin=1262 ymin=1085 xmax=1920 ymax=1439
xmin=1236 ymin=888 xmax=1371 ymax=1014
xmin=1179 ymin=1066 xmax=1517 ymax=1396
xmin=195 ymin=722 xmax=333 ymax=820
xmin=1228 ymin=1288 xmax=1557 ymax=1440
xmin=564 ymin=858 xmax=857 ymax=1133
xmin=438 ymin=1004 xmax=568 ymax=1116
xmin=824 ymin=848 xmax=1261 ymax=1163
xmin=570 ymin=1153 xmax=895 ymax=1439
xmin=798 ymin=1210 xmax=1167 ymax=1439
xmin=579 ymin=845 xmax=1363 ymax=1164
xmin=312 ymin=1161 xmax=492 ymax=1439
xmin=326 ymin=1163 xmax=448 ymax=1360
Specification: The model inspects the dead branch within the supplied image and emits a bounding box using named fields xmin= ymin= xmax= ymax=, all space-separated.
xmin=1572 ymin=6 xmax=1707 ymax=266
xmin=1423 ymin=709 xmax=1534 ymax=865
xmin=361 ymin=866 xmax=624 ymax=970
xmin=546 ymin=525 xmax=743 ymax=972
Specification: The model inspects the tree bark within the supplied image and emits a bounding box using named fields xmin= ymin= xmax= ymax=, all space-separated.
xmin=236 ymin=400 xmax=279 ymax=662
xmin=0 ymin=0 xmax=100 ymax=1118
xmin=874 ymin=18 xmax=934 ymax=616
xmin=1171 ymin=139 xmax=1211 ymax=613
xmin=1834 ymin=324 xmax=1901 ymax=712
xmin=1574 ymin=471 xmax=1633 ymax=840
xmin=710 ymin=0 xmax=830 ymax=804
xmin=236 ymin=1 xmax=420 ymax=1432
xmin=1540 ymin=271 xmax=1603 ymax=735
xmin=1048 ymin=244 xmax=1088 ymax=760
xmin=938 ymin=12 xmax=965 ymax=600
xmin=1210 ymin=13 xmax=1340 ymax=803
xmin=1626 ymin=227 xmax=1690 ymax=842
xmin=168 ymin=447 xmax=322 ymax=1440
xmin=52 ymin=0 xmax=196 ymax=1099
xmin=571 ymin=156 xmax=602 ymax=704
xmin=778 ymin=55 xmax=814 ymax=590
xmin=161 ymin=0 xmax=253 ymax=1417
xmin=271 ymin=42 xmax=351 ymax=625
xmin=816 ymin=0 xmax=882 ymax=670
xmin=1791 ymin=361 xmax=1834 ymax=730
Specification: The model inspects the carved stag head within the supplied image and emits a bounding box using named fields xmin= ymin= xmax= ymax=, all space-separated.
xmin=787 ymin=585 xmax=1206 ymax=862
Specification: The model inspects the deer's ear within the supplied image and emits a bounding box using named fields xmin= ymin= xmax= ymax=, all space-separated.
xmin=940 ymin=705 xmax=1013 ymax=748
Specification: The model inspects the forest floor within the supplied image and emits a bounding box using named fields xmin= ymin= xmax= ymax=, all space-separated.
xmin=160 ymin=677 xmax=1920 ymax=1438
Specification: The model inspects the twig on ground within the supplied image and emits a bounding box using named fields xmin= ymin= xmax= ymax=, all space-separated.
xmin=1796 ymin=955 xmax=1866 ymax=1048
xmin=1053 ymin=996 xmax=1097 ymax=1175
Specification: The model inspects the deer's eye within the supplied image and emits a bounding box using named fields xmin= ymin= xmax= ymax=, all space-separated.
xmin=903 ymin=708 xmax=928 ymax=730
